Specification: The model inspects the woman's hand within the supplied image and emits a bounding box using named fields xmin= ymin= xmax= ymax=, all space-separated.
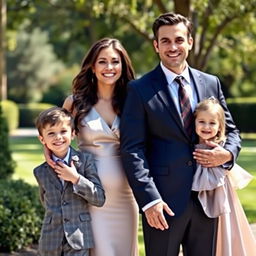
xmin=43 ymin=145 xmax=56 ymax=168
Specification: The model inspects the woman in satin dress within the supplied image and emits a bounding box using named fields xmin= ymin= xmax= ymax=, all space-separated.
xmin=63 ymin=38 xmax=139 ymax=256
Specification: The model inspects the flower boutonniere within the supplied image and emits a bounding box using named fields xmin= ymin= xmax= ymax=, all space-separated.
xmin=71 ymin=155 xmax=81 ymax=168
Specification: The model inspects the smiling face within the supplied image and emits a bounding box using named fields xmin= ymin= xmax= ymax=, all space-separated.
xmin=92 ymin=46 xmax=122 ymax=88
xmin=38 ymin=120 xmax=74 ymax=159
xmin=153 ymin=23 xmax=193 ymax=74
xmin=195 ymin=110 xmax=221 ymax=143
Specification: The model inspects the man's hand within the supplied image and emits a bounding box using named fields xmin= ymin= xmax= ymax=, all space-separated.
xmin=145 ymin=201 xmax=174 ymax=230
xmin=54 ymin=161 xmax=80 ymax=184
xmin=193 ymin=140 xmax=232 ymax=168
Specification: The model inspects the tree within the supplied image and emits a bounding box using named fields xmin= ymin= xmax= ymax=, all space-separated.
xmin=6 ymin=0 xmax=256 ymax=97
xmin=90 ymin=0 xmax=256 ymax=71
xmin=0 ymin=103 xmax=15 ymax=179
xmin=7 ymin=24 xmax=64 ymax=103
xmin=0 ymin=0 xmax=7 ymax=100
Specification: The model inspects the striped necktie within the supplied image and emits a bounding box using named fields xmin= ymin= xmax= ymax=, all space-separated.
xmin=56 ymin=159 xmax=67 ymax=185
xmin=175 ymin=76 xmax=194 ymax=136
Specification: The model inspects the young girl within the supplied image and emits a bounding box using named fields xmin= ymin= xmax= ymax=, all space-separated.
xmin=192 ymin=97 xmax=256 ymax=256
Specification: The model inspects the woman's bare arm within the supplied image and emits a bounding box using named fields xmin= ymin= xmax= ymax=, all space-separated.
xmin=63 ymin=95 xmax=74 ymax=114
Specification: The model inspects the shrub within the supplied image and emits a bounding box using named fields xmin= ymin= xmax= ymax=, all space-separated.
xmin=0 ymin=179 xmax=44 ymax=252
xmin=19 ymin=103 xmax=55 ymax=127
xmin=227 ymin=97 xmax=256 ymax=133
xmin=0 ymin=104 xmax=15 ymax=179
xmin=41 ymin=85 xmax=67 ymax=106
xmin=41 ymin=65 xmax=78 ymax=106
xmin=0 ymin=100 xmax=19 ymax=132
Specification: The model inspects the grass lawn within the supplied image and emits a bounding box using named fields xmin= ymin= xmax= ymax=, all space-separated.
xmin=9 ymin=134 xmax=256 ymax=255
xmin=235 ymin=138 xmax=256 ymax=223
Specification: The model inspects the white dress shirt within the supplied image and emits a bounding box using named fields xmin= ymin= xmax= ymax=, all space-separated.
xmin=160 ymin=62 xmax=198 ymax=112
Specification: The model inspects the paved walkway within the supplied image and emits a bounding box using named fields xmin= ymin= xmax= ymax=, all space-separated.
xmin=10 ymin=128 xmax=39 ymax=137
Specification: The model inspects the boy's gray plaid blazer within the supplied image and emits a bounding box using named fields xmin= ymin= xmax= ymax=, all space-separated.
xmin=33 ymin=147 xmax=105 ymax=253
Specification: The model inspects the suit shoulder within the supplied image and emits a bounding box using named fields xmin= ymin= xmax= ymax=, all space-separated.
xmin=33 ymin=162 xmax=47 ymax=176
xmin=191 ymin=67 xmax=219 ymax=82
xmin=74 ymin=149 xmax=94 ymax=162
xmin=129 ymin=68 xmax=156 ymax=88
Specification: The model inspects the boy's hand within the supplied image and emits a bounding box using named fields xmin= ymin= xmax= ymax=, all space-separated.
xmin=54 ymin=161 xmax=80 ymax=184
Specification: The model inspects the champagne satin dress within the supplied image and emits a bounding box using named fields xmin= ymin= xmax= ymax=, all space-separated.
xmin=77 ymin=107 xmax=139 ymax=256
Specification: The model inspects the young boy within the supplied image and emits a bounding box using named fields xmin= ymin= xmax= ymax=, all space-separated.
xmin=34 ymin=106 xmax=105 ymax=256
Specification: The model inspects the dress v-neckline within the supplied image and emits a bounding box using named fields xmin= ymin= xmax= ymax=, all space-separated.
xmin=92 ymin=107 xmax=118 ymax=130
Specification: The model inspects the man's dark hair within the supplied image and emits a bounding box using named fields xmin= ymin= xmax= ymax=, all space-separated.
xmin=152 ymin=12 xmax=193 ymax=40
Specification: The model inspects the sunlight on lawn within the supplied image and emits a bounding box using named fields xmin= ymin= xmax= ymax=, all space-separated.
xmin=10 ymin=137 xmax=44 ymax=185
xmin=12 ymin=152 xmax=44 ymax=185
xmin=13 ymin=144 xmax=42 ymax=150
xmin=8 ymin=134 xmax=255 ymax=255
xmin=9 ymin=135 xmax=256 ymax=235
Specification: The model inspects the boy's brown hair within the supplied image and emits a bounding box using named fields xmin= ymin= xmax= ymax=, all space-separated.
xmin=35 ymin=107 xmax=73 ymax=136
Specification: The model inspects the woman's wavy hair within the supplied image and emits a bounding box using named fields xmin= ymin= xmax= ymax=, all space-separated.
xmin=71 ymin=38 xmax=135 ymax=131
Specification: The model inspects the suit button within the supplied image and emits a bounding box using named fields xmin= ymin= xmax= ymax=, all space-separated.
xmin=187 ymin=160 xmax=193 ymax=166
xmin=64 ymin=218 xmax=69 ymax=222
xmin=62 ymin=201 xmax=68 ymax=206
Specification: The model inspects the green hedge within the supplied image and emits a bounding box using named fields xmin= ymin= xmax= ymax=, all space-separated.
xmin=16 ymin=99 xmax=256 ymax=132
xmin=227 ymin=97 xmax=256 ymax=133
xmin=0 ymin=179 xmax=43 ymax=252
xmin=0 ymin=100 xmax=19 ymax=132
xmin=19 ymin=103 xmax=55 ymax=127
xmin=0 ymin=105 xmax=15 ymax=179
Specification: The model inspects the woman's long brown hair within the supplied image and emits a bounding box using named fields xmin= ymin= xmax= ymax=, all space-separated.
xmin=71 ymin=38 xmax=135 ymax=132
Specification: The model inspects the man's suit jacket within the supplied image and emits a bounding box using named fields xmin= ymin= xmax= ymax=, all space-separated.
xmin=120 ymin=64 xmax=241 ymax=217
xmin=33 ymin=147 xmax=105 ymax=252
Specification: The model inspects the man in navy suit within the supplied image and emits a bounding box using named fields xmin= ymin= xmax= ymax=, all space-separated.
xmin=120 ymin=12 xmax=241 ymax=256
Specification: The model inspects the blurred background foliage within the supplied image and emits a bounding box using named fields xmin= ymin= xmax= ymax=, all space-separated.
xmin=6 ymin=0 xmax=256 ymax=104
xmin=2 ymin=2 xmax=256 ymax=252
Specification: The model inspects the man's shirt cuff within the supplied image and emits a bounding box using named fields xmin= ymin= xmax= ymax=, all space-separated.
xmin=142 ymin=199 xmax=162 ymax=212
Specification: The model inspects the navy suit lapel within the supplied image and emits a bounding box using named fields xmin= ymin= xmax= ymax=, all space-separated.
xmin=189 ymin=67 xmax=205 ymax=102
xmin=45 ymin=163 xmax=63 ymax=191
xmin=68 ymin=147 xmax=78 ymax=164
xmin=68 ymin=147 xmax=82 ymax=173
xmin=151 ymin=65 xmax=189 ymax=139
xmin=188 ymin=67 xmax=208 ymax=143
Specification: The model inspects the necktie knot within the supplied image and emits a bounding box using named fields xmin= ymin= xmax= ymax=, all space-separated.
xmin=175 ymin=76 xmax=184 ymax=87
xmin=175 ymin=75 xmax=182 ymax=81
xmin=56 ymin=159 xmax=68 ymax=165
